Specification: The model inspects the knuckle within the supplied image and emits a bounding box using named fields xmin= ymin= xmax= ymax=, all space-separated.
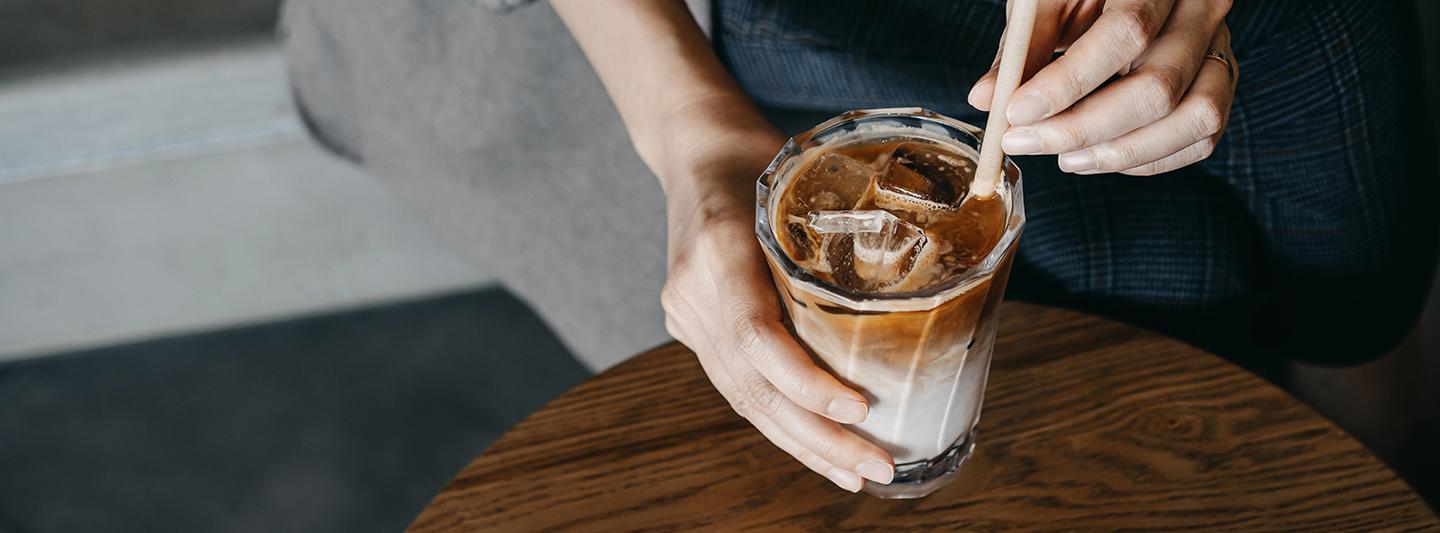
xmin=1048 ymin=123 xmax=1087 ymax=150
xmin=1110 ymin=9 xmax=1156 ymax=52
xmin=741 ymin=372 xmax=783 ymax=415
xmin=728 ymin=305 xmax=773 ymax=356
xmin=667 ymin=251 xmax=691 ymax=272
xmin=660 ymin=283 xmax=679 ymax=310
xmin=665 ymin=261 xmax=706 ymax=293
xmin=727 ymin=397 xmax=754 ymax=420
xmin=1192 ymin=101 xmax=1227 ymax=136
xmin=792 ymin=448 xmax=822 ymax=468
xmin=1196 ymin=138 xmax=1219 ymax=160
xmin=1140 ymin=66 xmax=1187 ymax=115
xmin=1122 ymin=165 xmax=1161 ymax=177
xmin=664 ymin=258 xmax=695 ymax=291
xmin=1104 ymin=143 xmax=1141 ymax=169
xmin=1057 ymin=60 xmax=1089 ymax=100
xmin=660 ymin=279 xmax=691 ymax=317
xmin=787 ymin=370 xmax=817 ymax=401
xmin=811 ymin=430 xmax=847 ymax=459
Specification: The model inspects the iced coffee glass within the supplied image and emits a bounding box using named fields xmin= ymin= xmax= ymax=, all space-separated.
xmin=755 ymin=108 xmax=1024 ymax=499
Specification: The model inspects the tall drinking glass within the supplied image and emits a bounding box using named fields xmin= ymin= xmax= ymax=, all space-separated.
xmin=755 ymin=108 xmax=1024 ymax=499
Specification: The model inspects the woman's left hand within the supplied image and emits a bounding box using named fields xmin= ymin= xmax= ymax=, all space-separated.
xmin=968 ymin=0 xmax=1236 ymax=176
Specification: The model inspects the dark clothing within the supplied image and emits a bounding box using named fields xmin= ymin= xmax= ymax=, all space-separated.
xmin=281 ymin=0 xmax=1437 ymax=371
xmin=717 ymin=0 xmax=1439 ymax=369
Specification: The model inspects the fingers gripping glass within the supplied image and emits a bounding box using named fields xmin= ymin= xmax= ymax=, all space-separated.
xmin=755 ymin=108 xmax=1025 ymax=499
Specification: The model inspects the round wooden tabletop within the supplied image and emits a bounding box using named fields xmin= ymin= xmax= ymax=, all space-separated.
xmin=407 ymin=303 xmax=1438 ymax=531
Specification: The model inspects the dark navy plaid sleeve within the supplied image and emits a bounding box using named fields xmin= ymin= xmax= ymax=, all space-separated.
xmin=716 ymin=0 xmax=1438 ymax=368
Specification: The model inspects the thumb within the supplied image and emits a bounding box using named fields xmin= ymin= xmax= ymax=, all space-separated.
xmin=968 ymin=0 xmax=1064 ymax=111
xmin=967 ymin=30 xmax=1005 ymax=111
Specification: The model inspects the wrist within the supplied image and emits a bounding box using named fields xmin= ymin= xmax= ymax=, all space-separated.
xmin=632 ymin=94 xmax=785 ymax=194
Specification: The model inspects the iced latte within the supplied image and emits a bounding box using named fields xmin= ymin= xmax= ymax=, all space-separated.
xmin=755 ymin=108 xmax=1023 ymax=499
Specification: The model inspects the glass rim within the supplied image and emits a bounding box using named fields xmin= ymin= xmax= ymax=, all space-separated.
xmin=754 ymin=107 xmax=1026 ymax=313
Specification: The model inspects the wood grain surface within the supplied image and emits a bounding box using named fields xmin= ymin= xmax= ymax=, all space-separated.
xmin=408 ymin=303 xmax=1439 ymax=531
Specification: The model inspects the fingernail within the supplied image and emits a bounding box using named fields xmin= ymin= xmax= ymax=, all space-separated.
xmin=857 ymin=460 xmax=894 ymax=484
xmin=826 ymin=468 xmax=863 ymax=493
xmin=1058 ymin=150 xmax=1098 ymax=172
xmin=1002 ymin=130 xmax=1042 ymax=155
xmin=1007 ymin=95 xmax=1050 ymax=125
xmin=827 ymin=398 xmax=868 ymax=423
xmin=967 ymin=81 xmax=988 ymax=107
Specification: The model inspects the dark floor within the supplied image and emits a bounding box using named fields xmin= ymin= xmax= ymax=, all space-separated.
xmin=0 ymin=288 xmax=590 ymax=533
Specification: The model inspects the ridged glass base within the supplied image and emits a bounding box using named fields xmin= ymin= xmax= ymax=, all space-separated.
xmin=862 ymin=433 xmax=977 ymax=499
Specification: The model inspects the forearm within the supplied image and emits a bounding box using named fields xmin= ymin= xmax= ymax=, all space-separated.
xmin=550 ymin=0 xmax=778 ymax=189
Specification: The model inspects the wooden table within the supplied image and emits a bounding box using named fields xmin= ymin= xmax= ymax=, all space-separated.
xmin=408 ymin=303 xmax=1438 ymax=531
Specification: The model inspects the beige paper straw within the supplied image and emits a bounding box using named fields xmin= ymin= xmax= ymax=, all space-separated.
xmin=972 ymin=0 xmax=1040 ymax=199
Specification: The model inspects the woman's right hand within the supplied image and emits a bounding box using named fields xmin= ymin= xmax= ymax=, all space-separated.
xmin=656 ymin=121 xmax=896 ymax=493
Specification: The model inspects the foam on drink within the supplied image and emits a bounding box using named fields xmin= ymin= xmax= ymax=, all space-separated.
xmin=776 ymin=138 xmax=1007 ymax=295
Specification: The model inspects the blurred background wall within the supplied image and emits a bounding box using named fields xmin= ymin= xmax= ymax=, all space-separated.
xmin=0 ymin=1 xmax=494 ymax=361
xmin=0 ymin=0 xmax=279 ymax=66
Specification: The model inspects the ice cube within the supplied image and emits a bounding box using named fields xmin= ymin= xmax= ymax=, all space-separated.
xmin=807 ymin=210 xmax=890 ymax=234
xmin=865 ymin=142 xmax=974 ymax=215
xmin=783 ymin=214 xmax=816 ymax=262
xmin=809 ymin=210 xmax=927 ymax=291
xmin=790 ymin=153 xmax=877 ymax=212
